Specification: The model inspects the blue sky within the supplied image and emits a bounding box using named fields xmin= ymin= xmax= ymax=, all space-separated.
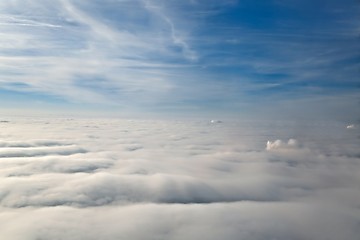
xmin=0 ymin=0 xmax=359 ymax=119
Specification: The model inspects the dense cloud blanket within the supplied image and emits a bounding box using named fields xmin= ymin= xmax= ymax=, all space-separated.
xmin=0 ymin=118 xmax=359 ymax=240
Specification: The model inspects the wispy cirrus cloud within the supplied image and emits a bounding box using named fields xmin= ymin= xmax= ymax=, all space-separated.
xmin=0 ymin=0 xmax=359 ymax=118
xmin=0 ymin=0 xmax=202 ymax=109
xmin=0 ymin=14 xmax=62 ymax=28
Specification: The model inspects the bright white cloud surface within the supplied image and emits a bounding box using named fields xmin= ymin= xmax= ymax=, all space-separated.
xmin=0 ymin=118 xmax=359 ymax=240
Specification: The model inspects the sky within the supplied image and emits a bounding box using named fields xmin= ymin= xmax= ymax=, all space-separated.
xmin=0 ymin=0 xmax=359 ymax=119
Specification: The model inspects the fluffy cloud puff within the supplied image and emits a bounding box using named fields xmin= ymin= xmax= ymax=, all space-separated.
xmin=266 ymin=138 xmax=299 ymax=150
xmin=0 ymin=118 xmax=359 ymax=240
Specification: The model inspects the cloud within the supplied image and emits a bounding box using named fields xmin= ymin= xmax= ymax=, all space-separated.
xmin=0 ymin=0 xmax=358 ymax=118
xmin=0 ymin=139 xmax=72 ymax=148
xmin=0 ymin=118 xmax=359 ymax=239
xmin=266 ymin=138 xmax=299 ymax=150
xmin=0 ymin=14 xmax=62 ymax=28
xmin=0 ymin=146 xmax=86 ymax=158
xmin=1 ymin=202 xmax=359 ymax=240
xmin=142 ymin=0 xmax=198 ymax=61
xmin=0 ymin=0 xmax=201 ymax=108
xmin=346 ymin=124 xmax=357 ymax=129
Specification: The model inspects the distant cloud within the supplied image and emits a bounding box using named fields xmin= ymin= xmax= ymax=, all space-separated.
xmin=346 ymin=124 xmax=357 ymax=129
xmin=210 ymin=119 xmax=222 ymax=124
xmin=266 ymin=138 xmax=299 ymax=150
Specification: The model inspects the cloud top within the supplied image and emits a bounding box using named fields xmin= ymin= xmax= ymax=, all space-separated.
xmin=0 ymin=118 xmax=359 ymax=239
xmin=266 ymin=138 xmax=299 ymax=150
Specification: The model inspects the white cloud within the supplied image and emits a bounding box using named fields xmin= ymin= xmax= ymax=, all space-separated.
xmin=0 ymin=14 xmax=62 ymax=28
xmin=0 ymin=118 xmax=359 ymax=239
xmin=266 ymin=138 xmax=299 ymax=150
xmin=0 ymin=0 xmax=200 ymax=107
xmin=1 ymin=0 xmax=358 ymax=118
xmin=346 ymin=124 xmax=357 ymax=129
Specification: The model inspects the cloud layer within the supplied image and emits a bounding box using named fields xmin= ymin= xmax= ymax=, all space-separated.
xmin=0 ymin=118 xmax=359 ymax=239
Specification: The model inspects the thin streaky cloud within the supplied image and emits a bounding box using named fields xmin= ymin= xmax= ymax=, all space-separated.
xmin=0 ymin=15 xmax=62 ymax=28
xmin=142 ymin=0 xmax=198 ymax=61
xmin=0 ymin=0 xmax=358 ymax=119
